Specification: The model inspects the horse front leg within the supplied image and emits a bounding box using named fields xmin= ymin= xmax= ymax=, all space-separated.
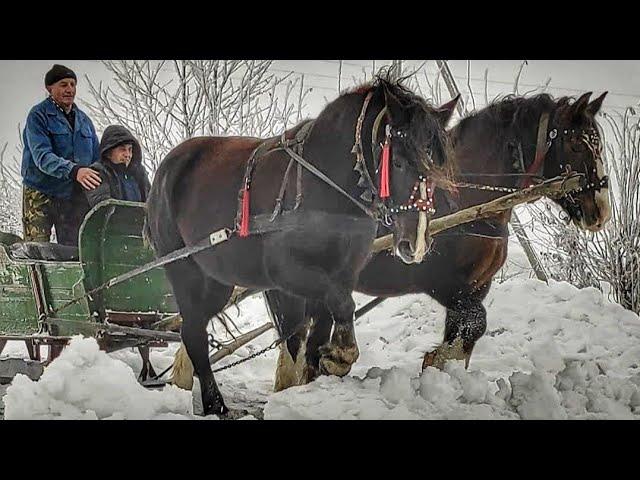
xmin=422 ymin=297 xmax=487 ymax=370
xmin=264 ymin=228 xmax=374 ymax=382
xmin=318 ymin=292 xmax=359 ymax=377
xmin=165 ymin=260 xmax=238 ymax=418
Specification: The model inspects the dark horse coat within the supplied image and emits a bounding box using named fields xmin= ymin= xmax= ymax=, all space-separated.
xmin=144 ymin=77 xmax=455 ymax=416
xmin=266 ymin=91 xmax=611 ymax=390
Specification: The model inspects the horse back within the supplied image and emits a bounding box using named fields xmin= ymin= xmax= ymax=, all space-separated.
xmin=168 ymin=125 xmax=313 ymax=245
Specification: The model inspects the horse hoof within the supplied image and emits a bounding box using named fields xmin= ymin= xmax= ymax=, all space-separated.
xmin=422 ymin=338 xmax=470 ymax=371
xmin=318 ymin=343 xmax=359 ymax=377
xmin=422 ymin=349 xmax=442 ymax=370
xmin=301 ymin=364 xmax=320 ymax=384
xmin=319 ymin=356 xmax=353 ymax=377
xmin=219 ymin=408 xmax=251 ymax=420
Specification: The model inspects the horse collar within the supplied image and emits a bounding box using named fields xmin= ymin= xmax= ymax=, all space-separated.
xmin=352 ymin=91 xmax=382 ymax=202
xmin=520 ymin=112 xmax=554 ymax=188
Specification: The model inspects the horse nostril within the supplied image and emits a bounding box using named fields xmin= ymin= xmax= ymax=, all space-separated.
xmin=408 ymin=241 xmax=416 ymax=254
xmin=397 ymin=240 xmax=415 ymax=256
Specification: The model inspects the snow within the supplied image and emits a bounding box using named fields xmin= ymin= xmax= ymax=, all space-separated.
xmin=3 ymin=336 xmax=193 ymax=420
xmin=2 ymin=237 xmax=640 ymax=420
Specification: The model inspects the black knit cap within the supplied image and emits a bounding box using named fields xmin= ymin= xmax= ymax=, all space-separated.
xmin=45 ymin=64 xmax=77 ymax=87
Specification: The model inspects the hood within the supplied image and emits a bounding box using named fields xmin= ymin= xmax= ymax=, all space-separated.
xmin=99 ymin=125 xmax=143 ymax=168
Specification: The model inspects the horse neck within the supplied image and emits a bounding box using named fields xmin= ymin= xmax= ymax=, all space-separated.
xmin=457 ymin=100 xmax=555 ymax=182
xmin=448 ymin=100 xmax=553 ymax=216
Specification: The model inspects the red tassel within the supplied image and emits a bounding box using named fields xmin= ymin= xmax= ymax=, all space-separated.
xmin=239 ymin=186 xmax=250 ymax=237
xmin=379 ymin=140 xmax=390 ymax=198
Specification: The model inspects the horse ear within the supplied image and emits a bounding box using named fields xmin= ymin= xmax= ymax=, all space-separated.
xmin=572 ymin=92 xmax=592 ymax=117
xmin=383 ymin=87 xmax=407 ymax=125
xmin=435 ymin=94 xmax=461 ymax=125
xmin=586 ymin=91 xmax=608 ymax=116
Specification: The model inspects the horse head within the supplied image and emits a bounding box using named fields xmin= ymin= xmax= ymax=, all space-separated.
xmin=545 ymin=92 xmax=611 ymax=231
xmin=365 ymin=79 xmax=458 ymax=264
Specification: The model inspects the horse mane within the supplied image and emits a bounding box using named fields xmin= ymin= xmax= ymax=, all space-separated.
xmin=344 ymin=72 xmax=456 ymax=186
xmin=453 ymin=93 xmax=586 ymax=141
xmin=345 ymin=69 xmax=429 ymax=109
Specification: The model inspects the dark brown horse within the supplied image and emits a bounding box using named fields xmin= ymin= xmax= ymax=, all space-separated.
xmin=144 ymin=76 xmax=457 ymax=417
xmin=267 ymin=91 xmax=612 ymax=391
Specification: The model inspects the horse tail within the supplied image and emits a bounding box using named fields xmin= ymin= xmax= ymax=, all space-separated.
xmin=144 ymin=144 xmax=202 ymax=256
xmin=145 ymin=141 xmax=211 ymax=391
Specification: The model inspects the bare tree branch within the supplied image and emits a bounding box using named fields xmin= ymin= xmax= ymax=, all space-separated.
xmin=529 ymin=107 xmax=640 ymax=313
xmin=82 ymin=60 xmax=309 ymax=177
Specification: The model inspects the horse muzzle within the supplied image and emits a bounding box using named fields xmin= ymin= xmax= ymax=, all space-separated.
xmin=394 ymin=224 xmax=432 ymax=265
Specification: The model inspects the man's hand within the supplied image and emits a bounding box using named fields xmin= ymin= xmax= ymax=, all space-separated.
xmin=75 ymin=167 xmax=102 ymax=190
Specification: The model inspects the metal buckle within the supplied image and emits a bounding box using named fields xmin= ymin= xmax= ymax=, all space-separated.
xmin=209 ymin=228 xmax=231 ymax=246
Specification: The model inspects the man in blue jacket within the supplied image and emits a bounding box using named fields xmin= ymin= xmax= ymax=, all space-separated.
xmin=21 ymin=64 xmax=102 ymax=247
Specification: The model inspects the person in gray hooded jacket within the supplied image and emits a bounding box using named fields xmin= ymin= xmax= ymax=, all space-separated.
xmin=85 ymin=125 xmax=151 ymax=208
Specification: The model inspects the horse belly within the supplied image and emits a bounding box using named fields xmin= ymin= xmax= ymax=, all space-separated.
xmin=356 ymin=235 xmax=508 ymax=300
xmin=192 ymin=213 xmax=377 ymax=291
xmin=356 ymin=252 xmax=425 ymax=296
xmin=264 ymin=216 xmax=376 ymax=290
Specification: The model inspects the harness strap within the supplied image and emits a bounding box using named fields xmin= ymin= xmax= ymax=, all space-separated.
xmin=371 ymin=106 xmax=387 ymax=157
xmin=238 ymin=96 xmax=389 ymax=231
xmin=295 ymin=124 xmax=310 ymax=209
xmin=281 ymin=144 xmax=377 ymax=218
xmin=238 ymin=120 xmax=314 ymax=229
xmin=294 ymin=162 xmax=303 ymax=209
xmin=276 ymin=121 xmax=313 ymax=213
xmin=522 ymin=112 xmax=550 ymax=188
xmin=49 ymin=228 xmax=233 ymax=317
xmin=270 ymin=157 xmax=296 ymax=220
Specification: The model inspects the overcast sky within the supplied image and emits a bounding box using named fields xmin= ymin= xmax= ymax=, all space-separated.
xmin=2 ymin=60 xmax=638 ymax=166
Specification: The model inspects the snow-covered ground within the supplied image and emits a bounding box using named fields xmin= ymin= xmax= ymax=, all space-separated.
xmin=2 ymin=236 xmax=640 ymax=420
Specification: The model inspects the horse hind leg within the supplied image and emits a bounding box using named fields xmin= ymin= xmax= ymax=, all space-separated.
xmin=164 ymin=259 xmax=235 ymax=417
xmin=263 ymin=290 xmax=309 ymax=392
xmin=137 ymin=346 xmax=157 ymax=382
xmin=423 ymin=243 xmax=506 ymax=370
xmin=274 ymin=335 xmax=308 ymax=392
